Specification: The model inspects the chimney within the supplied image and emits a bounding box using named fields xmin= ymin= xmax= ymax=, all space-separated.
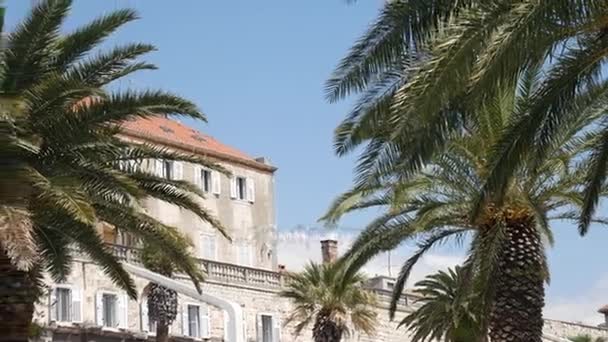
xmin=320 ymin=239 xmax=338 ymax=264
xmin=598 ymin=305 xmax=608 ymax=327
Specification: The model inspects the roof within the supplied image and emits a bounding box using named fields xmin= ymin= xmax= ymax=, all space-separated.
xmin=119 ymin=116 xmax=275 ymax=172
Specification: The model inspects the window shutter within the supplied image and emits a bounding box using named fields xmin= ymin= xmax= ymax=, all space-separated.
xmin=256 ymin=314 xmax=263 ymax=342
xmin=246 ymin=178 xmax=255 ymax=202
xmin=211 ymin=171 xmax=221 ymax=195
xmin=272 ymin=315 xmax=281 ymax=342
xmin=201 ymin=304 xmax=210 ymax=338
xmin=155 ymin=159 xmax=164 ymax=178
xmin=229 ymin=176 xmax=237 ymax=199
xmin=49 ymin=288 xmax=57 ymax=322
xmin=173 ymin=162 xmax=183 ymax=180
xmin=95 ymin=292 xmax=104 ymax=326
xmin=72 ymin=288 xmax=82 ymax=323
xmin=140 ymin=298 xmax=149 ymax=333
xmin=182 ymin=305 xmax=189 ymax=336
xmin=118 ymin=294 xmax=128 ymax=329
xmin=193 ymin=166 xmax=202 ymax=187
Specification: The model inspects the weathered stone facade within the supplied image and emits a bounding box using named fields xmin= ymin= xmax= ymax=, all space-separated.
xmin=34 ymin=117 xmax=608 ymax=341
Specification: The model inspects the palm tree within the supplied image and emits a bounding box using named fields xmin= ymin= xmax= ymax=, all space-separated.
xmin=279 ymin=261 xmax=377 ymax=342
xmin=403 ymin=267 xmax=482 ymax=342
xmin=0 ymin=1 xmax=228 ymax=339
xmin=569 ymin=335 xmax=607 ymax=342
xmin=141 ymin=242 xmax=184 ymax=342
xmin=322 ymin=70 xmax=608 ymax=342
xmin=325 ymin=1 xmax=608 ymax=233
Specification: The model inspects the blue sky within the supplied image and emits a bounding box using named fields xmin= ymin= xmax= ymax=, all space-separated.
xmin=6 ymin=0 xmax=608 ymax=324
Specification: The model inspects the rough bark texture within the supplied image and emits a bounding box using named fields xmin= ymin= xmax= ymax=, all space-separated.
xmin=489 ymin=218 xmax=544 ymax=342
xmin=156 ymin=324 xmax=170 ymax=342
xmin=0 ymin=248 xmax=36 ymax=342
xmin=312 ymin=311 xmax=343 ymax=342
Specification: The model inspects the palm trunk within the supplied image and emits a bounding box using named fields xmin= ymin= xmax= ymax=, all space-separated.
xmin=488 ymin=217 xmax=544 ymax=342
xmin=0 ymin=248 xmax=36 ymax=342
xmin=156 ymin=323 xmax=170 ymax=342
xmin=312 ymin=311 xmax=343 ymax=342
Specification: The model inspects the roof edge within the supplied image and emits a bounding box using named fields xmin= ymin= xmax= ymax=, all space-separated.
xmin=119 ymin=128 xmax=277 ymax=173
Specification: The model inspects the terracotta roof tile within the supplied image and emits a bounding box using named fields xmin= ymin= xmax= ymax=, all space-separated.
xmin=119 ymin=116 xmax=273 ymax=171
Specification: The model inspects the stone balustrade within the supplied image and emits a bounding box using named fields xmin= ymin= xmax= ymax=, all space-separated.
xmin=74 ymin=244 xmax=412 ymax=308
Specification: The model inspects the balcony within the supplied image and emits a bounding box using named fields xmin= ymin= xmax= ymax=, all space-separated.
xmin=72 ymin=244 xmax=412 ymax=309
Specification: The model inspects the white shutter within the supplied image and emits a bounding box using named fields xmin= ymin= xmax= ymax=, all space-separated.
xmin=141 ymin=299 xmax=149 ymax=332
xmin=155 ymin=159 xmax=164 ymax=178
xmin=272 ymin=315 xmax=281 ymax=342
xmin=95 ymin=292 xmax=104 ymax=326
xmin=201 ymin=304 xmax=210 ymax=338
xmin=49 ymin=288 xmax=57 ymax=322
xmin=193 ymin=166 xmax=202 ymax=187
xmin=246 ymin=178 xmax=255 ymax=202
xmin=118 ymin=294 xmax=128 ymax=329
xmin=256 ymin=314 xmax=263 ymax=342
xmin=211 ymin=171 xmax=221 ymax=195
xmin=173 ymin=162 xmax=183 ymax=180
xmin=230 ymin=176 xmax=237 ymax=199
xmin=72 ymin=288 xmax=82 ymax=323
xmin=182 ymin=305 xmax=189 ymax=336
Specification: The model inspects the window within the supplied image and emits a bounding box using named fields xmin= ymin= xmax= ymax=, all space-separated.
xmin=103 ymin=294 xmax=118 ymax=328
xmin=201 ymin=169 xmax=211 ymax=192
xmin=262 ymin=315 xmax=273 ymax=342
xmin=387 ymin=281 xmax=395 ymax=290
xmin=55 ymin=288 xmax=72 ymax=322
xmin=237 ymin=176 xmax=246 ymax=200
xmin=183 ymin=304 xmax=209 ymax=338
xmin=163 ymin=160 xmax=173 ymax=180
xmin=237 ymin=243 xmax=253 ymax=266
xmin=188 ymin=305 xmax=200 ymax=338
xmin=201 ymin=234 xmax=217 ymax=260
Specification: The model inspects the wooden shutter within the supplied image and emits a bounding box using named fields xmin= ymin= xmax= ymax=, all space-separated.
xmin=173 ymin=162 xmax=183 ymax=180
xmin=155 ymin=159 xmax=164 ymax=178
xmin=193 ymin=166 xmax=202 ymax=188
xmin=272 ymin=315 xmax=281 ymax=342
xmin=229 ymin=176 xmax=237 ymax=199
xmin=49 ymin=288 xmax=57 ymax=322
xmin=211 ymin=171 xmax=221 ymax=195
xmin=72 ymin=288 xmax=82 ymax=323
xmin=182 ymin=304 xmax=189 ymax=336
xmin=95 ymin=292 xmax=104 ymax=326
xmin=246 ymin=178 xmax=255 ymax=202
xmin=140 ymin=298 xmax=149 ymax=333
xmin=256 ymin=314 xmax=264 ymax=341
xmin=118 ymin=294 xmax=128 ymax=329
xmin=201 ymin=304 xmax=210 ymax=338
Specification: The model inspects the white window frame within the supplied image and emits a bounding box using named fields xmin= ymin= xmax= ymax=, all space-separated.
xmin=49 ymin=284 xmax=82 ymax=325
xmin=236 ymin=242 xmax=254 ymax=267
xmin=200 ymin=233 xmax=218 ymax=260
xmin=182 ymin=302 xmax=210 ymax=339
xmin=96 ymin=290 xmax=127 ymax=330
xmin=256 ymin=312 xmax=281 ymax=342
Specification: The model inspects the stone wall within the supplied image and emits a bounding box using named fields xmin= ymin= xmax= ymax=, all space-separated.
xmin=36 ymin=259 xmax=608 ymax=342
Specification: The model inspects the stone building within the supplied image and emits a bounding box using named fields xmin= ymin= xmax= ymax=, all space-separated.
xmin=35 ymin=117 xmax=608 ymax=342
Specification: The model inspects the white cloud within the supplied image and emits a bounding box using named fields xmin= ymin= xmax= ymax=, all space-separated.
xmin=544 ymin=275 xmax=608 ymax=325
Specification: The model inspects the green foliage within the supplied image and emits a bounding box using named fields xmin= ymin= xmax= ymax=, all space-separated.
xmin=327 ymin=0 xmax=608 ymax=232
xmin=569 ymin=335 xmax=607 ymax=342
xmin=403 ymin=267 xmax=482 ymax=342
xmin=0 ymin=0 xmax=224 ymax=298
xmin=279 ymin=261 xmax=377 ymax=340
xmin=322 ymin=72 xmax=608 ymax=328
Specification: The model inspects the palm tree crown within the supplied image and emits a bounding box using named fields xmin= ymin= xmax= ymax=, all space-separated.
xmin=322 ymin=70 xmax=608 ymax=340
xmin=326 ymin=0 xmax=608 ymax=233
xmin=279 ymin=261 xmax=377 ymax=342
xmin=403 ymin=267 xmax=481 ymax=342
xmin=0 ymin=0 xmax=227 ymax=296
